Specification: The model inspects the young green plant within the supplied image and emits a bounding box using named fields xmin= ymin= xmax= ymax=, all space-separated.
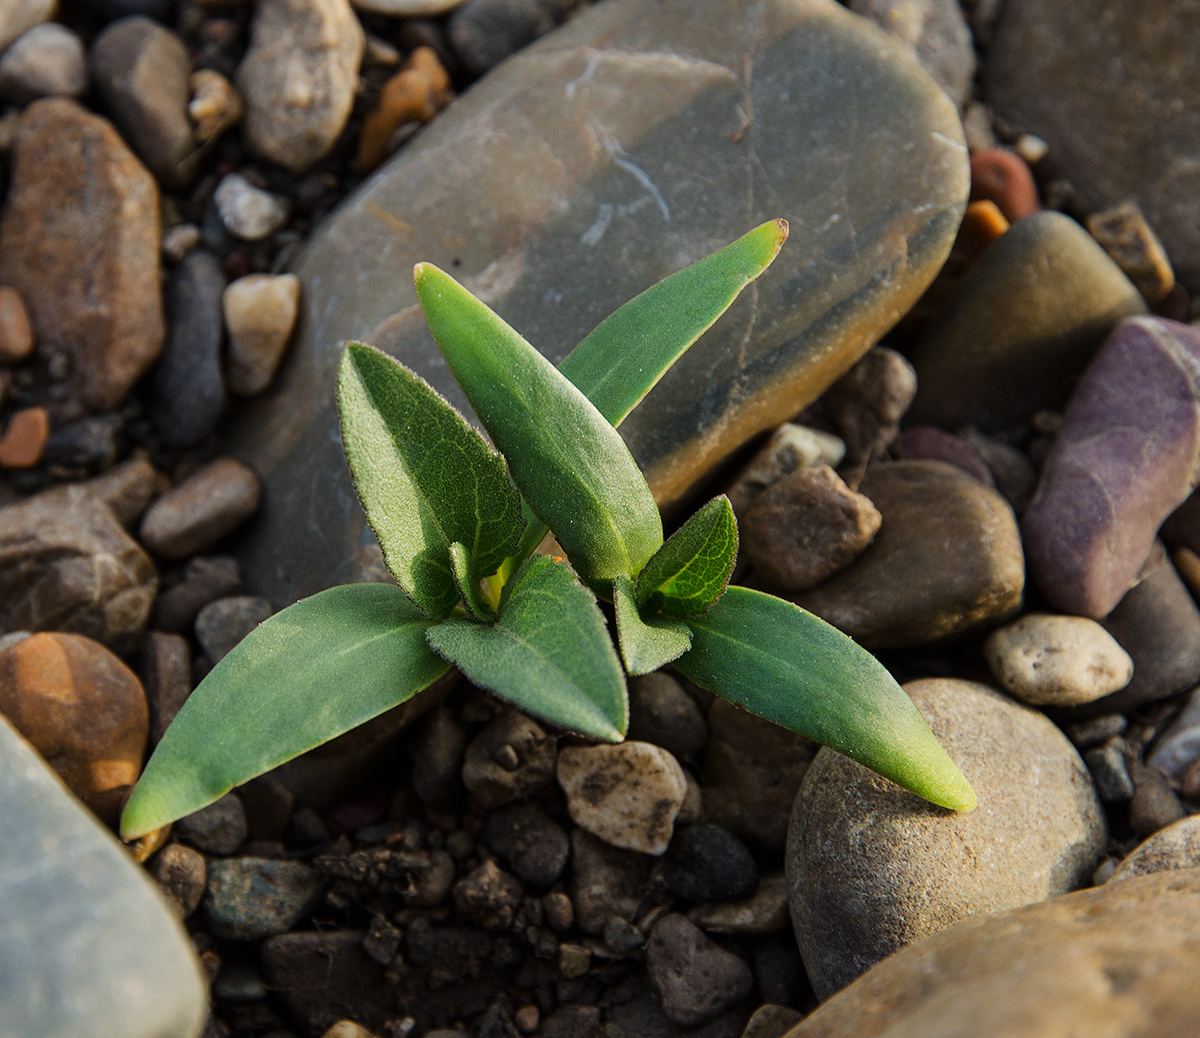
xmin=121 ymin=220 xmax=975 ymax=840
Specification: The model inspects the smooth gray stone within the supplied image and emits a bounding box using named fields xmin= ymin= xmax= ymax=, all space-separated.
xmin=224 ymin=0 xmax=969 ymax=606
xmin=0 ymin=716 xmax=206 ymax=1038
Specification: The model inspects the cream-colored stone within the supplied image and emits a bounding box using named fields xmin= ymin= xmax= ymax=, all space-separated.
xmin=224 ymin=273 xmax=301 ymax=395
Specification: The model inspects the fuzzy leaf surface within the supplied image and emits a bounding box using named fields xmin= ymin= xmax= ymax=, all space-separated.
xmin=674 ymin=587 xmax=977 ymax=811
xmin=414 ymin=264 xmax=662 ymax=594
xmin=636 ymin=495 xmax=738 ymax=616
xmin=426 ymin=555 xmax=627 ymax=741
xmin=559 ymin=219 xmax=789 ymax=425
xmin=450 ymin=541 xmax=494 ymax=621
xmin=613 ymin=574 xmax=692 ymax=676
xmin=338 ymin=341 xmax=524 ymax=618
xmin=121 ymin=583 xmax=449 ymax=838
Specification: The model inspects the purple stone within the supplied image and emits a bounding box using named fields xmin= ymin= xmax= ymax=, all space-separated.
xmin=1024 ymin=316 xmax=1200 ymax=618
xmin=896 ymin=425 xmax=995 ymax=486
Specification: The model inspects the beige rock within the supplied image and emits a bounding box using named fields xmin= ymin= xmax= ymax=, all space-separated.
xmin=726 ymin=423 xmax=846 ymax=517
xmin=741 ymin=1005 xmax=803 ymax=1038
xmin=1113 ymin=815 xmax=1200 ymax=882
xmin=0 ymin=0 xmax=57 ymax=54
xmin=784 ymin=868 xmax=1200 ymax=1038
xmin=0 ymin=98 xmax=162 ymax=410
xmin=139 ymin=458 xmax=261 ymax=560
xmin=235 ymin=0 xmax=364 ymax=173
xmin=188 ymin=68 xmax=242 ymax=144
xmin=224 ymin=273 xmax=301 ymax=395
xmin=558 ymin=741 xmax=687 ymax=855
xmin=322 ymin=1023 xmax=381 ymax=1038
xmin=0 ymin=284 xmax=33 ymax=362
xmin=984 ymin=612 xmax=1134 ymax=707
xmin=351 ymin=0 xmax=465 ymax=15
xmin=0 ymin=631 xmax=148 ymax=822
xmin=787 ymin=678 xmax=1106 ymax=998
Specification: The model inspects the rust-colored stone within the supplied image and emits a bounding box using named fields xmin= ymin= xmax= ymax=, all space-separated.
xmin=0 ymin=285 xmax=34 ymax=363
xmin=0 ymin=406 xmax=48 ymax=468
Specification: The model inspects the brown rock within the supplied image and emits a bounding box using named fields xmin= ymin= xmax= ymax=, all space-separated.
xmin=0 ymin=98 xmax=162 ymax=411
xmin=357 ymin=47 xmax=450 ymax=171
xmin=138 ymin=458 xmax=261 ymax=559
xmin=0 ymin=405 xmax=48 ymax=468
xmin=968 ymin=148 xmax=1039 ymax=221
xmin=568 ymin=827 xmax=652 ymax=934
xmin=0 ymin=485 xmax=158 ymax=651
xmin=0 ymin=285 xmax=33 ymax=363
xmin=821 ymin=347 xmax=917 ymax=465
xmin=140 ymin=631 xmax=191 ymax=745
xmin=188 ymin=69 xmax=242 ymax=144
xmin=152 ymin=842 xmax=207 ymax=918
xmin=742 ymin=464 xmax=881 ymax=591
xmin=461 ymin=707 xmax=557 ymax=808
xmin=796 ymin=461 xmax=1024 ymax=647
xmin=1086 ymin=200 xmax=1175 ymax=306
xmin=646 ymin=914 xmax=754 ymax=1027
xmin=452 ymin=859 xmax=524 ymax=930
xmin=81 ymin=454 xmax=163 ymax=528
xmin=0 ymin=631 xmax=148 ymax=822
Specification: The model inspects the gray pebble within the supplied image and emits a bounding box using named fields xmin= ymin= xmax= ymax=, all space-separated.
xmin=211 ymin=962 xmax=269 ymax=1003
xmin=0 ymin=24 xmax=86 ymax=105
xmin=140 ymin=630 xmax=192 ymax=745
xmin=1063 ymin=713 xmax=1128 ymax=751
xmin=41 ymin=414 xmax=122 ymax=473
xmin=448 ymin=0 xmax=573 ymax=76
xmin=1129 ymin=767 xmax=1186 ymax=839
xmin=204 ymin=857 xmax=328 ymax=940
xmin=175 ymin=793 xmax=248 ymax=855
xmin=194 ymin=595 xmax=274 ymax=662
xmin=462 ymin=708 xmax=557 ymax=808
xmin=139 ymin=459 xmax=261 ymax=560
xmin=662 ymin=823 xmax=759 ymax=904
xmin=214 ymin=173 xmax=290 ymax=241
xmin=627 ymin=672 xmax=709 ymax=762
xmin=1083 ymin=741 xmax=1135 ymax=803
xmin=152 ymin=555 xmax=244 ymax=634
xmin=1113 ymin=815 xmax=1200 ymax=881
xmin=646 ymin=914 xmax=753 ymax=1027
xmin=151 ymin=843 xmax=207 ymax=919
xmin=481 ymin=800 xmax=570 ymax=888
xmin=411 ymin=705 xmax=467 ymax=811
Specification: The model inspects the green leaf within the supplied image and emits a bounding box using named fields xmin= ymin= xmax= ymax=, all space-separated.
xmin=414 ymin=264 xmax=662 ymax=595
xmin=613 ymin=574 xmax=692 ymax=676
xmin=338 ymin=341 xmax=524 ymax=619
xmin=674 ymin=587 xmax=976 ymax=811
xmin=426 ymin=555 xmax=627 ymax=741
xmin=121 ymin=583 xmax=450 ymax=839
xmin=449 ymin=541 xmax=495 ymax=621
xmin=636 ymin=495 xmax=738 ymax=617
xmin=559 ymin=219 xmax=789 ymax=426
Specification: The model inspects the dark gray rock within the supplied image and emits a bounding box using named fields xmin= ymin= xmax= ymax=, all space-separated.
xmin=627 ymin=671 xmax=709 ymax=763
xmin=662 ymin=823 xmax=759 ymax=904
xmin=449 ymin=0 xmax=575 ymax=76
xmin=462 ymin=708 xmax=557 ymax=808
xmin=140 ymin=629 xmax=192 ymax=744
xmin=569 ymin=827 xmax=652 ymax=934
xmin=151 ymin=250 xmax=227 ymax=448
xmin=482 ymin=801 xmax=570 ymax=888
xmin=412 ymin=704 xmax=468 ymax=811
xmin=452 ymin=860 xmax=524 ymax=930
xmin=175 ymin=792 xmax=248 ymax=855
xmin=0 ymin=716 xmax=207 ymax=1037
xmin=1129 ymin=767 xmax=1185 ymax=840
xmin=224 ymin=0 xmax=969 ymax=607
xmin=41 ymin=414 xmax=122 ymax=473
xmin=194 ymin=594 xmax=273 ymax=662
xmin=152 ymin=555 xmax=243 ymax=633
xmin=204 ymin=857 xmax=329 ymax=940
xmin=1083 ymin=741 xmax=1134 ymax=803
xmin=646 ymin=914 xmax=754 ymax=1027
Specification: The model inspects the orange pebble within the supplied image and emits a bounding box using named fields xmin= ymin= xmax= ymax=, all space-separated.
xmin=0 ymin=285 xmax=34 ymax=364
xmin=954 ymin=199 xmax=1010 ymax=261
xmin=970 ymin=148 xmax=1040 ymax=222
xmin=357 ymin=47 xmax=453 ymax=172
xmin=0 ymin=405 xmax=48 ymax=468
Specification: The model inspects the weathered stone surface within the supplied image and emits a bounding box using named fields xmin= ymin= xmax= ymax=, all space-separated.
xmin=0 ymin=631 xmax=147 ymax=823
xmin=787 ymin=678 xmax=1106 ymax=998
xmin=194 ymin=594 xmax=273 ymax=662
xmin=569 ymin=827 xmax=652 ymax=934
xmin=0 ymin=98 xmax=163 ymax=411
xmin=0 ymin=22 xmax=85 ymax=104
xmin=1024 ymin=317 xmax=1200 ymax=619
xmin=1113 ymin=816 xmax=1200 ymax=881
xmin=783 ymin=868 xmax=1200 ymax=1038
xmin=151 ymin=842 xmax=207 ymax=919
xmin=820 ymin=347 xmax=917 ymax=465
xmin=985 ymin=0 xmax=1200 ymax=293
xmin=1147 ymin=685 xmax=1200 ymax=782
xmin=90 ymin=16 xmax=197 ymax=190
xmin=449 ymin=0 xmax=575 ymax=77
xmin=226 ymin=0 xmax=969 ymax=605
xmin=236 ymin=0 xmax=365 ymax=173
xmin=909 ymin=212 xmax=1146 ymax=432
xmin=627 ymin=671 xmax=708 ymax=763
xmin=646 ymin=914 xmax=754 ymax=1027
xmin=687 ymin=871 xmax=790 ymax=936
xmin=139 ymin=457 xmax=261 ymax=559
xmin=726 ymin=423 xmax=846 ymax=517
xmin=894 ymin=425 xmax=993 ymax=485
xmin=188 ymin=68 xmax=242 ymax=145
xmin=1085 ymin=200 xmax=1175 ymax=306
xmin=462 ymin=707 xmax=557 ymax=808
xmin=796 ymin=461 xmax=1024 ymax=647
xmin=205 ymin=857 xmax=328 ymax=939
xmin=0 ymin=485 xmax=158 ymax=652
xmin=0 ymin=716 xmax=207 ymax=1038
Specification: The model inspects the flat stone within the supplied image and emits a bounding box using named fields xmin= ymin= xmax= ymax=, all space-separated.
xmin=90 ymin=16 xmax=197 ymax=190
xmin=796 ymin=460 xmax=1024 ymax=647
xmin=0 ymin=98 xmax=163 ymax=411
xmin=557 ymin=741 xmax=687 ymax=855
xmin=0 ymin=484 xmax=158 ymax=652
xmin=740 ymin=1005 xmax=802 ymax=1038
xmin=908 ymin=212 xmax=1146 ymax=431
xmin=0 ymin=632 xmax=147 ymax=823
xmin=985 ymin=0 xmax=1200 ymax=293
xmin=175 ymin=792 xmax=247 ymax=855
xmin=152 ymin=554 xmax=243 ymax=633
xmin=205 ymin=856 xmax=328 ymax=939
xmin=139 ymin=457 xmax=261 ymax=559
xmin=480 ymin=800 xmax=569 ymax=888
xmin=646 ymin=914 xmax=754 ymax=1027
xmin=141 ymin=631 xmax=191 ymax=745
xmin=983 ymin=613 xmax=1133 ymax=707
xmin=1129 ymin=766 xmax=1185 ymax=839
xmin=1083 ymin=741 xmax=1134 ymax=804
xmin=725 ymin=423 xmax=846 ymax=517
xmin=1113 ymin=815 xmax=1200 ymax=881
xmin=895 ymin=425 xmax=994 ymax=485
xmin=0 ymin=23 xmax=85 ymax=104
xmin=449 ymin=0 xmax=574 ymax=77
xmin=783 ymin=868 xmax=1200 ymax=1038
xmin=224 ymin=273 xmax=301 ymax=395
xmin=786 ymin=678 xmax=1106 ymax=998
xmin=0 ymin=716 xmax=207 ymax=1038
xmin=236 ymin=0 xmax=364 ymax=173
xmin=224 ymin=0 xmax=969 ymax=606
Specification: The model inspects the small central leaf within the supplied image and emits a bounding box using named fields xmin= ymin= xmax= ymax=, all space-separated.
xmin=425 ymin=556 xmax=628 ymax=741
xmin=637 ymin=495 xmax=738 ymax=616
xmin=613 ymin=574 xmax=692 ymax=676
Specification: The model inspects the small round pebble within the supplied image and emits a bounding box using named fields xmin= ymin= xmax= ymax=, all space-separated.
xmin=223 ymin=273 xmax=301 ymax=395
xmin=1082 ymin=741 xmax=1135 ymax=803
xmin=204 ymin=856 xmax=328 ymax=939
xmin=983 ymin=613 xmax=1134 ymax=707
xmin=0 ymin=285 xmax=33 ymax=363
xmin=1129 ymin=767 xmax=1185 ymax=839
xmin=152 ymin=843 xmax=207 ymax=919
xmin=214 ymin=173 xmax=290 ymax=241
xmin=969 ymin=148 xmax=1039 ymax=221
xmin=0 ymin=406 xmax=48 ymax=468
xmin=175 ymin=793 xmax=248 ymax=855
xmin=139 ymin=458 xmax=262 ymax=559
xmin=0 ymin=23 xmax=86 ymax=105
xmin=188 ymin=68 xmax=242 ymax=144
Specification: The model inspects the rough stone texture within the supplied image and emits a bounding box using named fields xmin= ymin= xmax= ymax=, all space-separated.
xmin=224 ymin=273 xmax=302 ymax=395
xmin=205 ymin=857 xmax=328 ymax=939
xmin=627 ymin=671 xmax=709 ymax=763
xmin=558 ymin=741 xmax=688 ymax=855
xmin=1147 ymin=685 xmax=1200 ymax=782
xmin=90 ymin=16 xmax=197 ymax=190
xmin=0 ymin=98 xmax=163 ymax=411
xmin=194 ymin=594 xmax=273 ymax=662
xmin=0 ymin=0 xmax=56 ymax=54
xmin=743 ymin=464 xmax=881 ymax=590
xmin=701 ymin=698 xmax=817 ymax=851
xmin=784 ymin=868 xmax=1200 ymax=1038
xmin=569 ymin=827 xmax=652 ymax=934
xmin=662 ymin=823 xmax=759 ymax=904
xmin=1113 ymin=816 xmax=1200 ymax=881
xmin=909 ymin=212 xmax=1146 ymax=432
xmin=188 ymin=68 xmax=242 ymax=145
xmin=985 ymin=0 xmax=1200 ymax=294
xmin=452 ymin=859 xmax=524 ymax=930
xmin=139 ymin=457 xmax=261 ymax=559
xmin=687 ymin=871 xmax=790 ymax=936
xmin=894 ymin=425 xmax=993 ymax=485
xmin=983 ymin=613 xmax=1134 ymax=707
xmin=153 ymin=555 xmax=243 ymax=634
xmin=152 ymin=842 xmax=207 ymax=918
xmin=0 ymin=485 xmax=158 ymax=652
xmin=461 ymin=707 xmax=557 ymax=809
xmin=225 ymin=0 xmax=969 ymax=606
xmin=1085 ymin=200 xmax=1175 ymax=305
xmin=0 ymin=631 xmax=147 ymax=823
xmin=0 ymin=22 xmax=85 ymax=104
xmin=449 ymin=0 xmax=574 ymax=77
xmin=1024 ymin=317 xmax=1200 ymax=619
xmin=796 ymin=461 xmax=1024 ymax=648
xmin=725 ymin=423 xmax=846 ymax=517
xmin=235 ymin=0 xmax=365 ymax=173
xmin=1129 ymin=766 xmax=1185 ymax=839
xmin=0 ymin=717 xmax=207 ymax=1038
xmin=1084 ymin=741 xmax=1135 ymax=804
xmin=821 ymin=347 xmax=917 ymax=465
xmin=175 ymin=792 xmax=248 ymax=855
xmin=787 ymin=678 xmax=1106 ymax=998
xmin=481 ymin=800 xmax=569 ymax=888
xmin=646 ymin=914 xmax=754 ymax=1027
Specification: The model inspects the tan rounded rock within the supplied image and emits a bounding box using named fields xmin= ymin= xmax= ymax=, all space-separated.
xmin=139 ymin=458 xmax=261 ymax=560
xmin=1113 ymin=815 xmax=1200 ymax=882
xmin=0 ymin=405 xmax=48 ymax=468
xmin=984 ymin=612 xmax=1134 ymax=707
xmin=0 ymin=285 xmax=33 ymax=363
xmin=0 ymin=631 xmax=148 ymax=822
xmin=224 ymin=273 xmax=301 ymax=395
xmin=557 ymin=741 xmax=687 ymax=855
xmin=188 ymin=68 xmax=242 ymax=144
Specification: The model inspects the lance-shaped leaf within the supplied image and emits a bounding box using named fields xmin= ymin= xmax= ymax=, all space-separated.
xmin=414 ymin=264 xmax=662 ymax=594
xmin=636 ymin=495 xmax=738 ymax=617
xmin=121 ymin=583 xmax=450 ymax=839
xmin=674 ymin=587 xmax=976 ymax=811
xmin=559 ymin=219 xmax=789 ymax=426
xmin=614 ymin=574 xmax=692 ymax=676
xmin=426 ymin=555 xmax=627 ymax=741
xmin=449 ymin=540 xmax=495 ymax=621
xmin=338 ymin=341 xmax=524 ymax=619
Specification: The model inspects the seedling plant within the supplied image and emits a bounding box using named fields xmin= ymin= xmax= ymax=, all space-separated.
xmin=122 ymin=220 xmax=975 ymax=840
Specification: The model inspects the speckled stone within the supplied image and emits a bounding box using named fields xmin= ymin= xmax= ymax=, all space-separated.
xmin=1113 ymin=816 xmax=1200 ymax=881
xmin=224 ymin=0 xmax=970 ymax=605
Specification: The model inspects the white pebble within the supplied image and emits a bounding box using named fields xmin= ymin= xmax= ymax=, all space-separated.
xmin=214 ymin=173 xmax=289 ymax=241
